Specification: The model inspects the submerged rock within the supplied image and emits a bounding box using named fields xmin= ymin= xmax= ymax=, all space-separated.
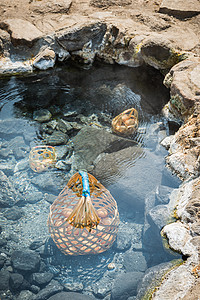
xmin=0 ymin=170 xmax=23 ymax=207
xmin=11 ymin=250 xmax=41 ymax=273
xmin=111 ymin=272 xmax=144 ymax=300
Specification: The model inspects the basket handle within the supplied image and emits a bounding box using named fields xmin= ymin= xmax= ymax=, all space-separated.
xmin=79 ymin=170 xmax=90 ymax=197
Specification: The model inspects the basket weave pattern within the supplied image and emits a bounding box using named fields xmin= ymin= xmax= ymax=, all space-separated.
xmin=112 ymin=108 xmax=138 ymax=136
xmin=48 ymin=173 xmax=119 ymax=256
xmin=29 ymin=145 xmax=57 ymax=173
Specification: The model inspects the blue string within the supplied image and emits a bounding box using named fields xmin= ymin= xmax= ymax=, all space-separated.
xmin=79 ymin=170 xmax=90 ymax=197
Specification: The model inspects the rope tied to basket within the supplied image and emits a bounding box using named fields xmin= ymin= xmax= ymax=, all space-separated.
xmin=66 ymin=171 xmax=100 ymax=231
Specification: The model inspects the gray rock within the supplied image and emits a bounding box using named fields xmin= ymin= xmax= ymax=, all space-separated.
xmin=31 ymin=172 xmax=61 ymax=193
xmin=3 ymin=207 xmax=24 ymax=220
xmin=0 ymin=170 xmax=23 ymax=207
xmin=56 ymin=22 xmax=107 ymax=52
xmin=0 ymin=269 xmax=10 ymax=290
xmin=9 ymin=273 xmax=24 ymax=290
xmin=47 ymin=291 xmax=94 ymax=300
xmin=123 ymin=251 xmax=147 ymax=273
xmin=0 ymin=254 xmax=6 ymax=268
xmin=32 ymin=279 xmax=63 ymax=300
xmin=17 ymin=290 xmax=34 ymax=300
xmin=111 ymin=272 xmax=144 ymax=300
xmin=44 ymin=130 xmax=69 ymax=146
xmin=25 ymin=192 xmax=43 ymax=204
xmin=33 ymin=109 xmax=52 ymax=122
xmin=72 ymin=126 xmax=139 ymax=173
xmin=155 ymin=185 xmax=174 ymax=205
xmin=11 ymin=250 xmax=41 ymax=273
xmin=0 ymin=136 xmax=29 ymax=159
xmin=113 ymin=228 xmax=132 ymax=251
xmin=0 ymin=119 xmax=35 ymax=139
xmin=31 ymin=272 xmax=53 ymax=287
xmin=0 ymin=237 xmax=7 ymax=247
xmin=147 ymin=205 xmax=170 ymax=230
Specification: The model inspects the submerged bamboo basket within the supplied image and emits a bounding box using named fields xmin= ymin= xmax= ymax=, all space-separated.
xmin=29 ymin=145 xmax=57 ymax=173
xmin=47 ymin=172 xmax=120 ymax=256
xmin=112 ymin=108 xmax=138 ymax=136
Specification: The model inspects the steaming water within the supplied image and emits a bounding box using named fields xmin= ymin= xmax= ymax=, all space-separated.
xmin=0 ymin=62 xmax=182 ymax=298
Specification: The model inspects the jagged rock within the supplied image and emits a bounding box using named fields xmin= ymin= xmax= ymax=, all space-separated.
xmin=140 ymin=34 xmax=183 ymax=70
xmin=152 ymin=263 xmax=196 ymax=300
xmin=56 ymin=22 xmax=107 ymax=52
xmin=0 ymin=57 xmax=33 ymax=75
xmin=33 ymin=48 xmax=56 ymax=70
xmin=0 ymin=18 xmax=42 ymax=47
xmin=159 ymin=0 xmax=200 ymax=18
xmin=0 ymin=170 xmax=23 ymax=207
xmin=162 ymin=222 xmax=196 ymax=256
xmin=163 ymin=58 xmax=200 ymax=120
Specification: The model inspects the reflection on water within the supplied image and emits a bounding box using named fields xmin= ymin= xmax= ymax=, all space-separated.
xmin=0 ymin=62 xmax=182 ymax=299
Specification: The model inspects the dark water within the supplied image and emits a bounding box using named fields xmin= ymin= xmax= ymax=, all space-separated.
xmin=0 ymin=62 xmax=182 ymax=298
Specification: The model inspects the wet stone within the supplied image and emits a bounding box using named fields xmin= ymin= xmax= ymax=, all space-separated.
xmin=0 ymin=254 xmax=6 ymax=268
xmin=0 ymin=170 xmax=23 ymax=207
xmin=31 ymin=172 xmax=62 ymax=193
xmin=155 ymin=185 xmax=174 ymax=205
xmin=3 ymin=207 xmax=24 ymax=220
xmin=0 ymin=269 xmax=10 ymax=290
xmin=30 ymin=272 xmax=53 ymax=287
xmin=63 ymin=282 xmax=84 ymax=292
xmin=33 ymin=109 xmax=52 ymax=123
xmin=44 ymin=131 xmax=69 ymax=146
xmin=111 ymin=272 xmax=144 ymax=300
xmin=17 ymin=290 xmax=34 ymax=300
xmin=31 ymin=279 xmax=64 ymax=300
xmin=9 ymin=273 xmax=24 ymax=290
xmin=113 ymin=228 xmax=132 ymax=251
xmin=11 ymin=250 xmax=41 ymax=273
xmin=25 ymin=192 xmax=43 ymax=204
xmin=123 ymin=251 xmax=147 ymax=273
xmin=0 ymin=237 xmax=7 ymax=247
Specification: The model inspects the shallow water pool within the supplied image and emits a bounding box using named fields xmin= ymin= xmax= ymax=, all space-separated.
xmin=0 ymin=62 xmax=182 ymax=299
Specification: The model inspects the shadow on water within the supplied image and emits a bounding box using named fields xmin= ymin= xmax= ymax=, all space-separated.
xmin=0 ymin=61 xmax=182 ymax=297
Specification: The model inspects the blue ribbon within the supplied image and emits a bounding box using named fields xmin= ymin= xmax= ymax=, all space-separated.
xmin=79 ymin=171 xmax=90 ymax=197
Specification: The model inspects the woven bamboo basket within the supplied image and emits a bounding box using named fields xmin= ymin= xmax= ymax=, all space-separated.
xmin=112 ymin=108 xmax=138 ymax=136
xmin=29 ymin=145 xmax=57 ymax=173
xmin=47 ymin=172 xmax=119 ymax=256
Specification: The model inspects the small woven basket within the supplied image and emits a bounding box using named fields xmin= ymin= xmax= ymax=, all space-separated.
xmin=112 ymin=108 xmax=138 ymax=136
xmin=47 ymin=172 xmax=119 ymax=256
xmin=29 ymin=145 xmax=57 ymax=173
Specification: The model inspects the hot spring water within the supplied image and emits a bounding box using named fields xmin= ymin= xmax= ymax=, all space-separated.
xmin=0 ymin=62 xmax=182 ymax=298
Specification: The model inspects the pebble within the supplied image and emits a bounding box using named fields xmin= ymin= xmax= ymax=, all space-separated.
xmin=107 ymin=263 xmax=115 ymax=270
